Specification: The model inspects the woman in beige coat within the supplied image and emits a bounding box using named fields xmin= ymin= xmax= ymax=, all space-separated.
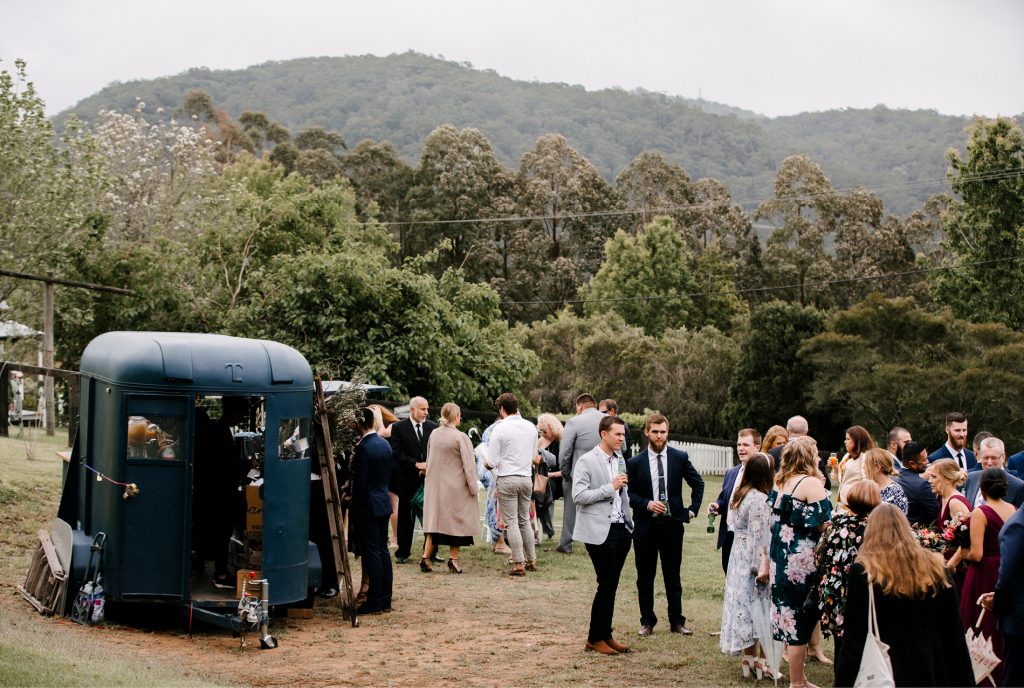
xmin=421 ymin=403 xmax=480 ymax=573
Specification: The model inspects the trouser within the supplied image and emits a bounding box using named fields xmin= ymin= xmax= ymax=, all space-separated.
xmin=558 ymin=484 xmax=577 ymax=551
xmin=538 ymin=501 xmax=555 ymax=539
xmin=585 ymin=523 xmax=632 ymax=644
xmin=358 ymin=514 xmax=392 ymax=610
xmin=1004 ymin=632 xmax=1024 ymax=687
xmin=720 ymin=530 xmax=735 ymax=575
xmin=497 ymin=475 xmax=535 ymax=564
xmin=635 ymin=518 xmax=685 ymax=628
xmin=309 ymin=480 xmax=338 ymax=589
xmin=395 ymin=484 xmax=420 ymax=560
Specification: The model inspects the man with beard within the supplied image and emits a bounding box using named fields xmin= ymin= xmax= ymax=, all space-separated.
xmin=627 ymin=413 xmax=704 ymax=637
xmin=927 ymin=411 xmax=978 ymax=472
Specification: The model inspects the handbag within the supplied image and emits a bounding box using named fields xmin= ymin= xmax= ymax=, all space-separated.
xmin=853 ymin=584 xmax=895 ymax=688
xmin=411 ymin=484 xmax=424 ymax=513
xmin=966 ymin=605 xmax=1001 ymax=686
xmin=533 ymin=472 xmax=549 ymax=495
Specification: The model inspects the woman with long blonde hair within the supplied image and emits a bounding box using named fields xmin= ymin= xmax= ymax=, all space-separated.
xmin=834 ymin=504 xmax=974 ymax=686
xmin=926 ymin=458 xmax=971 ymax=592
xmin=768 ymin=436 xmax=832 ymax=688
xmin=861 ymin=448 xmax=908 ymax=514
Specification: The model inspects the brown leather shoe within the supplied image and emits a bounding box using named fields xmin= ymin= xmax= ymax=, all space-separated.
xmin=584 ymin=640 xmax=619 ymax=655
xmin=670 ymin=623 xmax=693 ymax=635
xmin=605 ymin=636 xmax=630 ymax=653
xmin=524 ymin=560 xmax=537 ymax=572
xmin=638 ymin=625 xmax=654 ymax=637
xmin=509 ymin=563 xmax=526 ymax=576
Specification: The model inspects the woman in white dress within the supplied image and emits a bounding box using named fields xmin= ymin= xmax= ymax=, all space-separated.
xmin=720 ymin=453 xmax=778 ymax=680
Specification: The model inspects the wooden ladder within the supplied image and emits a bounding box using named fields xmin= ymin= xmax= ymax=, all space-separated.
xmin=312 ymin=377 xmax=358 ymax=627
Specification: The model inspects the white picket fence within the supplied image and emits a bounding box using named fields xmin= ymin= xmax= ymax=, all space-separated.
xmin=626 ymin=440 xmax=735 ymax=476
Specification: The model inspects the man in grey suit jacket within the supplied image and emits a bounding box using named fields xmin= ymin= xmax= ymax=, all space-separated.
xmin=964 ymin=437 xmax=1024 ymax=508
xmin=556 ymin=393 xmax=605 ymax=554
xmin=573 ymin=414 xmax=634 ymax=655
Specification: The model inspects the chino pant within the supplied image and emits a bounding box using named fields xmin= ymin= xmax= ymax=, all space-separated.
xmin=635 ymin=518 xmax=685 ymax=628
xmin=496 ymin=475 xmax=535 ymax=564
xmin=585 ymin=523 xmax=632 ymax=644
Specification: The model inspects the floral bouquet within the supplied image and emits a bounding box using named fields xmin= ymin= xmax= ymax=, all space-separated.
xmin=913 ymin=526 xmax=947 ymax=552
xmin=942 ymin=512 xmax=971 ymax=550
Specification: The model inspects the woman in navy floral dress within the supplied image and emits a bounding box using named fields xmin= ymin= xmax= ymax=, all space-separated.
xmin=813 ymin=480 xmax=880 ymax=660
xmin=769 ymin=436 xmax=833 ymax=688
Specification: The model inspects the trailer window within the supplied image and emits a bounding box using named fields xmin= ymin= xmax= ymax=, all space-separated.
xmin=278 ymin=418 xmax=310 ymax=461
xmin=127 ymin=414 xmax=184 ymax=460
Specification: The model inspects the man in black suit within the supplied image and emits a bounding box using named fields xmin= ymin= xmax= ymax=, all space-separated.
xmin=768 ymin=415 xmax=831 ymax=490
xmin=388 ymin=396 xmax=437 ymax=563
xmin=627 ymin=413 xmax=704 ymax=637
xmin=895 ymin=440 xmax=940 ymax=527
xmin=351 ymin=407 xmax=395 ymax=614
xmin=963 ymin=436 xmax=1024 ymax=508
xmin=926 ymin=411 xmax=978 ymax=471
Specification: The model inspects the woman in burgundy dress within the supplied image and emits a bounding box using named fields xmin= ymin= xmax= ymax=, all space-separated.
xmin=927 ymin=458 xmax=972 ymax=593
xmin=960 ymin=468 xmax=1017 ymax=686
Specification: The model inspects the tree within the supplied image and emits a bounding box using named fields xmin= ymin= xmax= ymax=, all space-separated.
xmin=582 ymin=217 xmax=699 ymax=336
xmin=756 ymin=155 xmax=838 ymax=307
xmin=341 ymin=139 xmax=415 ymax=245
xmin=724 ymin=300 xmax=827 ymax=436
xmin=615 ymin=150 xmax=692 ymax=234
xmin=799 ymin=294 xmax=1024 ymax=449
xmin=0 ymin=58 xmax=105 ymax=335
xmin=932 ymin=117 xmax=1024 ymax=330
xmin=406 ymin=125 xmax=513 ymax=281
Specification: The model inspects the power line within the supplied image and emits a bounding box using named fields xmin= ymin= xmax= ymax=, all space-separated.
xmin=497 ymin=254 xmax=1024 ymax=306
xmin=363 ymin=167 xmax=1023 ymax=230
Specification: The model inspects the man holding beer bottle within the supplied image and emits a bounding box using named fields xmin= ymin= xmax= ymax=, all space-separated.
xmin=627 ymin=413 xmax=704 ymax=637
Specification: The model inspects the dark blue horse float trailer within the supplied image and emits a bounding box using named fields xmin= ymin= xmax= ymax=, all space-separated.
xmin=19 ymin=332 xmax=343 ymax=647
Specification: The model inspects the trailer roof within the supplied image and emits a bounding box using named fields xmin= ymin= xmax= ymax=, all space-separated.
xmin=80 ymin=332 xmax=313 ymax=392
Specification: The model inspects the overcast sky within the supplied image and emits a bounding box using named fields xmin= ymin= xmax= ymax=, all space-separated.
xmin=3 ymin=0 xmax=1022 ymax=118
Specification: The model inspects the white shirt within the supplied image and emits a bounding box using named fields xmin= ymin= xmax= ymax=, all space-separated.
xmin=974 ymin=467 xmax=1007 ymax=507
xmin=596 ymin=445 xmax=625 ymax=523
xmin=488 ymin=413 xmax=537 ymax=477
xmin=648 ymin=448 xmax=668 ymax=502
xmin=945 ymin=441 xmax=967 ymax=470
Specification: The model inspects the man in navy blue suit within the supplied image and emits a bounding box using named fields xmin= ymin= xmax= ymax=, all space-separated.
xmin=895 ymin=440 xmax=940 ymax=527
xmin=708 ymin=428 xmax=760 ymax=574
xmin=927 ymin=411 xmax=978 ymax=471
xmin=981 ymin=506 xmax=1024 ymax=687
xmin=352 ymin=407 xmax=395 ymax=615
xmin=963 ymin=436 xmax=1024 ymax=508
xmin=627 ymin=413 xmax=704 ymax=637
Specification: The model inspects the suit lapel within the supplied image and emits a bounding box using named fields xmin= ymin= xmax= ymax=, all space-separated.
xmin=638 ymin=450 xmax=654 ymax=499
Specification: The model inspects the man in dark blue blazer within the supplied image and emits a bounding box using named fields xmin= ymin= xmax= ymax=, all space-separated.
xmin=895 ymin=441 xmax=941 ymax=527
xmin=627 ymin=413 xmax=703 ymax=636
xmin=926 ymin=411 xmax=978 ymax=471
xmin=352 ymin=407 xmax=395 ymax=614
xmin=709 ymin=428 xmax=760 ymax=574
xmin=963 ymin=437 xmax=1024 ymax=508
xmin=982 ymin=506 xmax=1024 ymax=687
xmin=1007 ymin=448 xmax=1024 ymax=478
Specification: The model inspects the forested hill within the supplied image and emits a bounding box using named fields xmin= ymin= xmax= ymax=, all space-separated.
xmin=57 ymin=52 xmax=1008 ymax=215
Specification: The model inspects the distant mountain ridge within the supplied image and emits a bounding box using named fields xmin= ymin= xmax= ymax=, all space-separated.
xmin=56 ymin=52 xmax=1013 ymax=216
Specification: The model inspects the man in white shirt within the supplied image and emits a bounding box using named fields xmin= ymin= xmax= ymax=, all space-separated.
xmin=488 ymin=392 xmax=539 ymax=575
xmin=964 ymin=436 xmax=1024 ymax=508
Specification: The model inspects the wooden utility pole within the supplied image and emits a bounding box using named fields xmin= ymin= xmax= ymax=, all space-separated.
xmin=0 ymin=269 xmax=133 ymax=436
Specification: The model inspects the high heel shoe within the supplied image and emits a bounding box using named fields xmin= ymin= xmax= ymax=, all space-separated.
xmin=754 ymin=659 xmax=783 ymax=681
xmin=447 ymin=558 xmax=463 ymax=574
xmin=741 ymin=656 xmax=754 ymax=679
xmin=419 ymin=556 xmax=432 ymax=573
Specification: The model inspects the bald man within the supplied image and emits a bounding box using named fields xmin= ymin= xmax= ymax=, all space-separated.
xmin=389 ymin=397 xmax=437 ymax=563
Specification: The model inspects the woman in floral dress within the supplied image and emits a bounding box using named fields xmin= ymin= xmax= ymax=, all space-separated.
xmin=769 ymin=436 xmax=833 ymax=688
xmin=814 ymin=480 xmax=880 ymax=661
xmin=720 ymin=454 xmax=775 ymax=679
xmin=862 ymin=448 xmax=909 ymax=514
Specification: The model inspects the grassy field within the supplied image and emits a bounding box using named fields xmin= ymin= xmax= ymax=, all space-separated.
xmin=0 ymin=431 xmax=837 ymax=687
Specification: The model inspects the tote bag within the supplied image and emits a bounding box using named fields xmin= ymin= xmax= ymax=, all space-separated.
xmin=853 ymin=584 xmax=895 ymax=688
